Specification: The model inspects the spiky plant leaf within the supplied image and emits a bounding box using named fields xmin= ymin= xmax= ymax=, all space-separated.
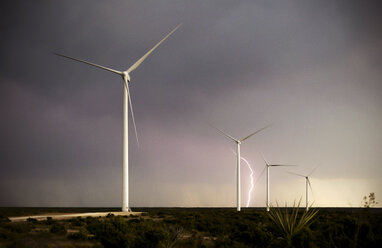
xmin=268 ymin=199 xmax=319 ymax=243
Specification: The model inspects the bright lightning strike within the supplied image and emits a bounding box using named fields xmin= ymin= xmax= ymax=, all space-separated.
xmin=240 ymin=156 xmax=255 ymax=207
xmin=231 ymin=150 xmax=255 ymax=207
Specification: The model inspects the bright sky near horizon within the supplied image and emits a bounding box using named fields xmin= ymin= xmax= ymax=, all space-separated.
xmin=0 ymin=0 xmax=381 ymax=208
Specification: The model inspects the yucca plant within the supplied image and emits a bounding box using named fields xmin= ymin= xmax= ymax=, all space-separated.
xmin=268 ymin=199 xmax=318 ymax=246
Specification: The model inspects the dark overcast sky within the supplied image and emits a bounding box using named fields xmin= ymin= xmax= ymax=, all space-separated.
xmin=1 ymin=0 xmax=381 ymax=207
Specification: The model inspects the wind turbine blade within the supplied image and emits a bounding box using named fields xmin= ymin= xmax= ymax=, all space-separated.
xmin=307 ymin=178 xmax=313 ymax=191
xmin=270 ymin=164 xmax=297 ymax=167
xmin=307 ymin=178 xmax=315 ymax=199
xmin=126 ymin=23 xmax=182 ymax=74
xmin=240 ymin=124 xmax=272 ymax=142
xmin=260 ymin=152 xmax=269 ymax=166
xmin=286 ymin=171 xmax=305 ymax=177
xmin=209 ymin=124 xmax=238 ymax=142
xmin=308 ymin=166 xmax=318 ymax=177
xmin=54 ymin=52 xmax=122 ymax=75
xmin=254 ymin=166 xmax=267 ymax=188
xmin=125 ymin=82 xmax=139 ymax=147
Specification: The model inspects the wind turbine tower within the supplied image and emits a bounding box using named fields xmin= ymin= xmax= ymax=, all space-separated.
xmin=211 ymin=124 xmax=270 ymax=211
xmin=54 ymin=24 xmax=182 ymax=212
xmin=262 ymin=154 xmax=295 ymax=211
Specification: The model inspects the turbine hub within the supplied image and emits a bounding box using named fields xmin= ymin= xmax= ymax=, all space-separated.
xmin=122 ymin=72 xmax=130 ymax=83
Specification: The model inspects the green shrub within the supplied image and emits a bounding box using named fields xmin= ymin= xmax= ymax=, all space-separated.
xmin=26 ymin=218 xmax=37 ymax=223
xmin=45 ymin=216 xmax=55 ymax=225
xmin=106 ymin=213 xmax=114 ymax=218
xmin=9 ymin=239 xmax=29 ymax=248
xmin=70 ymin=217 xmax=84 ymax=227
xmin=67 ymin=228 xmax=88 ymax=241
xmin=6 ymin=222 xmax=32 ymax=233
xmin=0 ymin=213 xmax=10 ymax=223
xmin=50 ymin=223 xmax=67 ymax=234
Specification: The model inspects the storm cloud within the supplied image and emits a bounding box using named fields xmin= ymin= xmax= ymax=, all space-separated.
xmin=1 ymin=0 xmax=381 ymax=207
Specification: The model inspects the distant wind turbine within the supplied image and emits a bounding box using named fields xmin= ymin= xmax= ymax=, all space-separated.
xmin=54 ymin=24 xmax=182 ymax=212
xmin=262 ymin=153 xmax=296 ymax=211
xmin=287 ymin=167 xmax=317 ymax=211
xmin=211 ymin=124 xmax=271 ymax=211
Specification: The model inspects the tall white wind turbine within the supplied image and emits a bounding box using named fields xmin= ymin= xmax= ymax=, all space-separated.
xmin=287 ymin=168 xmax=317 ymax=211
xmin=261 ymin=153 xmax=295 ymax=212
xmin=211 ymin=124 xmax=270 ymax=211
xmin=54 ymin=24 xmax=182 ymax=212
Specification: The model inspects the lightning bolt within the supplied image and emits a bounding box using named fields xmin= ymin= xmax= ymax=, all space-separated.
xmin=231 ymin=150 xmax=255 ymax=207
xmin=241 ymin=156 xmax=255 ymax=207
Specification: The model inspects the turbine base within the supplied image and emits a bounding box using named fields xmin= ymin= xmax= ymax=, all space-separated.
xmin=122 ymin=207 xmax=132 ymax=212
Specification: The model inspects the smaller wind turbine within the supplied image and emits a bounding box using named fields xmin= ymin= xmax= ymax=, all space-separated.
xmin=261 ymin=153 xmax=296 ymax=211
xmin=211 ymin=124 xmax=271 ymax=211
xmin=287 ymin=167 xmax=317 ymax=211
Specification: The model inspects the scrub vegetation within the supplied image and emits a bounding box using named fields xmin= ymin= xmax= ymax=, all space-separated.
xmin=0 ymin=206 xmax=381 ymax=248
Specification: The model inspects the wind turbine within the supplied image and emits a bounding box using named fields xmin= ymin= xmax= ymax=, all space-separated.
xmin=54 ymin=24 xmax=182 ymax=212
xmin=287 ymin=167 xmax=317 ymax=211
xmin=261 ymin=153 xmax=296 ymax=211
xmin=211 ymin=124 xmax=270 ymax=211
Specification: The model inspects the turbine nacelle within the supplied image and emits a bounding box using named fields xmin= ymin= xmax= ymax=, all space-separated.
xmin=122 ymin=72 xmax=131 ymax=83
xmin=210 ymin=124 xmax=271 ymax=145
xmin=261 ymin=153 xmax=296 ymax=168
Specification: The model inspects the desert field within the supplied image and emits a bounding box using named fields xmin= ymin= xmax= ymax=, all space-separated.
xmin=1 ymin=207 xmax=381 ymax=248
